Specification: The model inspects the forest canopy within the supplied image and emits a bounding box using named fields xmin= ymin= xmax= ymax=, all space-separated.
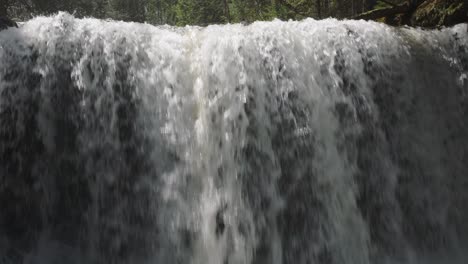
xmin=1 ymin=0 xmax=410 ymax=26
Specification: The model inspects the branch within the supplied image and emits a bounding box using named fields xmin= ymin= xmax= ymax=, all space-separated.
xmin=354 ymin=3 xmax=409 ymax=20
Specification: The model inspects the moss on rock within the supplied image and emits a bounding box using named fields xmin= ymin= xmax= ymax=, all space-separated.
xmin=411 ymin=0 xmax=467 ymax=27
xmin=355 ymin=0 xmax=467 ymax=28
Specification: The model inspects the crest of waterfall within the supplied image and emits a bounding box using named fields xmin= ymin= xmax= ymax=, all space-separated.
xmin=0 ymin=13 xmax=467 ymax=264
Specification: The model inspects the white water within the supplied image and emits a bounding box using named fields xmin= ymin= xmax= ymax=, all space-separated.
xmin=0 ymin=13 xmax=467 ymax=264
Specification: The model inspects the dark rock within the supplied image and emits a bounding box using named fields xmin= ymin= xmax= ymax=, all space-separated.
xmin=0 ymin=16 xmax=17 ymax=31
xmin=215 ymin=204 xmax=227 ymax=238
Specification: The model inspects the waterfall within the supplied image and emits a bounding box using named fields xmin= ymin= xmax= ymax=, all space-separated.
xmin=0 ymin=13 xmax=467 ymax=264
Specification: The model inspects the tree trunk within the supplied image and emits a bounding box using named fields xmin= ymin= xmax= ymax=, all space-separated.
xmin=334 ymin=0 xmax=342 ymax=17
xmin=316 ymin=0 xmax=321 ymax=18
xmin=223 ymin=0 xmax=231 ymax=23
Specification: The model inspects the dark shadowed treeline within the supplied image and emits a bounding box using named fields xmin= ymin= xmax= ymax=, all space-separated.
xmin=2 ymin=0 xmax=408 ymax=25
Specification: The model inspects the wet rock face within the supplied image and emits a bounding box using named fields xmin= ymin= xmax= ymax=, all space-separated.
xmin=0 ymin=17 xmax=17 ymax=31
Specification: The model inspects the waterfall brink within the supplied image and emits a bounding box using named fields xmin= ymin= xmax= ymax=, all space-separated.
xmin=0 ymin=13 xmax=467 ymax=264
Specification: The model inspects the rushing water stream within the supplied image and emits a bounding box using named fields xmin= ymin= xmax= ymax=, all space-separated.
xmin=0 ymin=13 xmax=467 ymax=264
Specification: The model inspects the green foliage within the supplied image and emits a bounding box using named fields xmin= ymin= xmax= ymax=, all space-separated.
xmin=109 ymin=0 xmax=147 ymax=22
xmin=3 ymin=0 xmax=389 ymax=25
xmin=175 ymin=0 xmax=228 ymax=26
xmin=146 ymin=0 xmax=177 ymax=25
xmin=231 ymin=0 xmax=278 ymax=22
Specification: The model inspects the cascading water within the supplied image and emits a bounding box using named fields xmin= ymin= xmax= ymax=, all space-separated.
xmin=0 ymin=13 xmax=467 ymax=264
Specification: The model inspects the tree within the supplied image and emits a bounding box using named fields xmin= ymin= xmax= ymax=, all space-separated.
xmin=223 ymin=0 xmax=231 ymax=22
xmin=175 ymin=0 xmax=226 ymax=26
xmin=231 ymin=0 xmax=278 ymax=22
xmin=3 ymin=0 xmax=414 ymax=25
xmin=92 ymin=0 xmax=110 ymax=18
xmin=316 ymin=0 xmax=321 ymax=18
xmin=147 ymin=0 xmax=177 ymax=24
xmin=109 ymin=0 xmax=147 ymax=22
xmin=1 ymin=0 xmax=8 ymax=17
